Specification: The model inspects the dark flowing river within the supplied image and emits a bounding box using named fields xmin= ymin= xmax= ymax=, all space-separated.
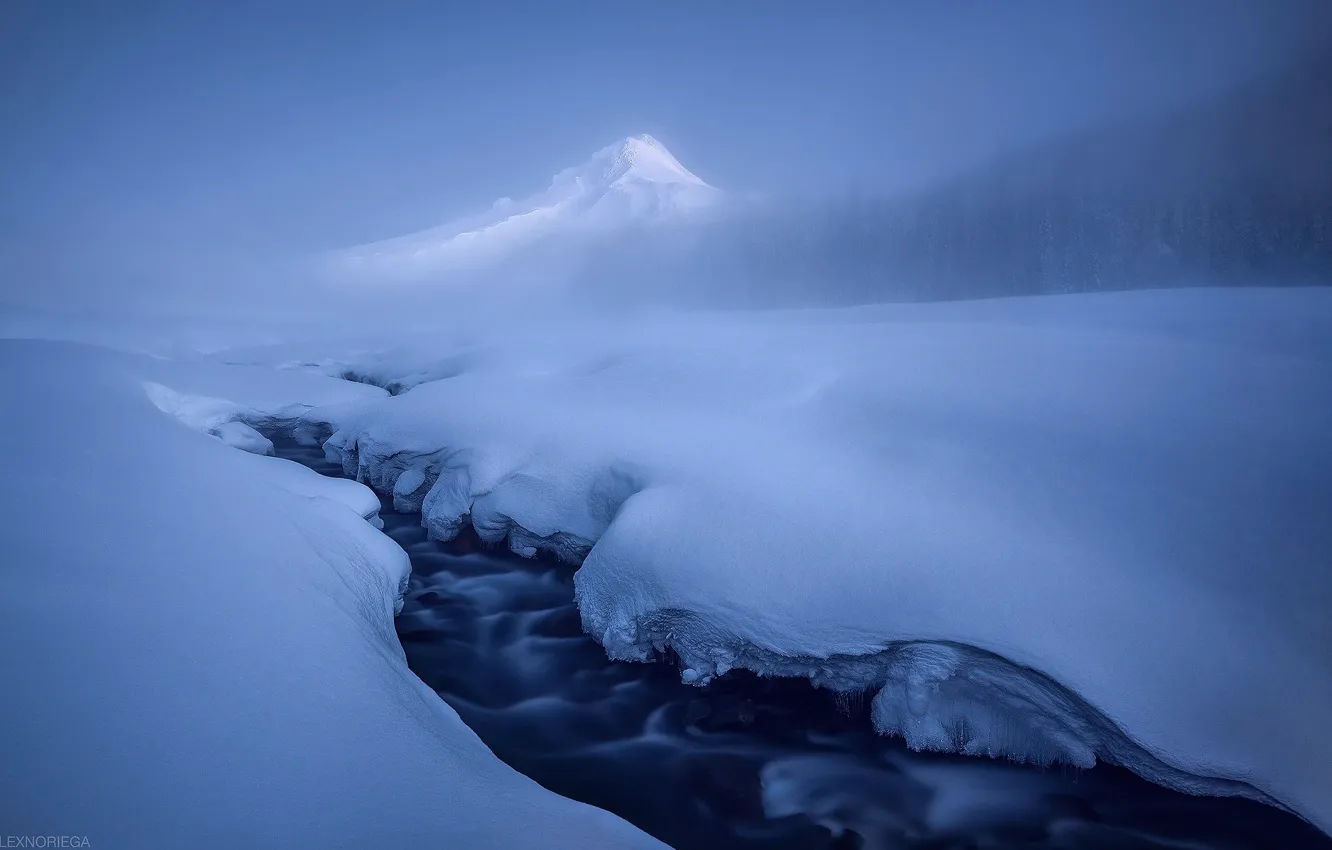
xmin=275 ymin=438 xmax=1329 ymax=850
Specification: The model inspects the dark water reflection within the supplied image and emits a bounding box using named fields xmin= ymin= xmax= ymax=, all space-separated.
xmin=276 ymin=440 xmax=1329 ymax=850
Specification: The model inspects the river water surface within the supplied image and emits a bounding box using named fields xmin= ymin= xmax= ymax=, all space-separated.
xmin=276 ymin=439 xmax=1329 ymax=850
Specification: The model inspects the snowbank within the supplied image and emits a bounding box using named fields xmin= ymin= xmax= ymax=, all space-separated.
xmin=0 ymin=340 xmax=662 ymax=849
xmin=297 ymin=288 xmax=1332 ymax=835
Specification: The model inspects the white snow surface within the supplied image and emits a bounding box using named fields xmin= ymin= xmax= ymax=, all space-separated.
xmin=0 ymin=340 xmax=664 ymax=849
xmin=333 ymin=134 xmax=721 ymax=278
xmin=276 ymin=288 xmax=1332 ymax=835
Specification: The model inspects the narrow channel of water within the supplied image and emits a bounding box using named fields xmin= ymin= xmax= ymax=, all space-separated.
xmin=275 ymin=438 xmax=1330 ymax=850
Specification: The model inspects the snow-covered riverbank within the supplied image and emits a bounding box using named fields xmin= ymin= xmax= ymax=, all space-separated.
xmin=273 ymin=438 xmax=1331 ymax=849
xmin=2 ymin=286 xmax=1329 ymax=843
xmin=0 ymin=340 xmax=664 ymax=849
xmin=265 ymin=288 xmax=1332 ymax=835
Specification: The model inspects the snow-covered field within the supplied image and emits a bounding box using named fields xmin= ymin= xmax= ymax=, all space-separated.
xmin=2 ymin=286 xmax=1329 ymax=842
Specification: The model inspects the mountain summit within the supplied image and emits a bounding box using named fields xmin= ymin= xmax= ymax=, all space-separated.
xmin=335 ymin=134 xmax=721 ymax=279
xmin=569 ymin=133 xmax=715 ymax=202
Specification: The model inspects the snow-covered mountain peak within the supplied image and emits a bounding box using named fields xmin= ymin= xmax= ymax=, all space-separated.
xmin=548 ymin=133 xmax=719 ymax=219
xmin=573 ymin=134 xmax=712 ymax=190
xmin=334 ymin=133 xmax=721 ymax=278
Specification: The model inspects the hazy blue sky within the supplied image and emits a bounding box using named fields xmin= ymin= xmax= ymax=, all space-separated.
xmin=2 ymin=0 xmax=1329 ymax=305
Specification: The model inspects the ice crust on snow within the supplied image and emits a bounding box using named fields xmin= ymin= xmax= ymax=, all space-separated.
xmin=285 ymin=288 xmax=1332 ymax=835
xmin=0 ymin=340 xmax=664 ymax=849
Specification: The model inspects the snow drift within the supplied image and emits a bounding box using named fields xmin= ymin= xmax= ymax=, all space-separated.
xmin=0 ymin=340 xmax=663 ymax=849
xmin=274 ymin=288 xmax=1332 ymax=835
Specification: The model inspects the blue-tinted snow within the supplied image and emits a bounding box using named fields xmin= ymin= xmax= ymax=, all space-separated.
xmin=289 ymin=288 xmax=1332 ymax=834
xmin=0 ymin=340 xmax=663 ymax=849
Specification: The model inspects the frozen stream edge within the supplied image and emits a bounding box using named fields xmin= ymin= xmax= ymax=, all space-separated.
xmin=260 ymin=414 xmax=1296 ymax=827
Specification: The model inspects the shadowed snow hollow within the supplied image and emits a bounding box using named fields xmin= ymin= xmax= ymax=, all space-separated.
xmin=331 ymin=134 xmax=721 ymax=280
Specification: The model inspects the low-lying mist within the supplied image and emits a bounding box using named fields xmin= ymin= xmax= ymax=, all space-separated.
xmin=315 ymin=53 xmax=1332 ymax=318
xmin=9 ymin=51 xmax=1327 ymax=329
